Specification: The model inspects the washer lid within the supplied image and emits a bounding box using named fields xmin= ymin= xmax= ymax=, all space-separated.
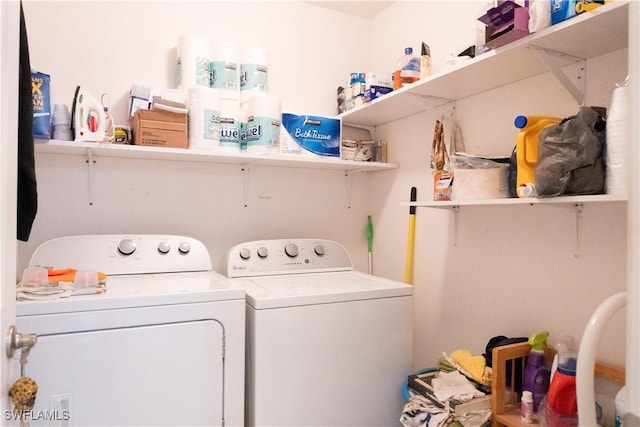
xmin=238 ymin=270 xmax=412 ymax=309
xmin=16 ymin=271 xmax=245 ymax=316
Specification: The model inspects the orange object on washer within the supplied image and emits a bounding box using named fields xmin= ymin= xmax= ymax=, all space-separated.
xmin=48 ymin=268 xmax=107 ymax=283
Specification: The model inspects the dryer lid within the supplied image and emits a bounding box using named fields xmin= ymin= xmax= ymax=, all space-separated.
xmin=238 ymin=270 xmax=412 ymax=309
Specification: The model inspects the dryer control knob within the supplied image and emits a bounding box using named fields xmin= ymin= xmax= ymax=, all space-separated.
xmin=158 ymin=241 xmax=171 ymax=254
xmin=314 ymin=244 xmax=325 ymax=256
xmin=118 ymin=238 xmax=136 ymax=256
xmin=284 ymin=243 xmax=299 ymax=258
xmin=178 ymin=242 xmax=191 ymax=254
xmin=257 ymin=247 xmax=269 ymax=258
xmin=239 ymin=247 xmax=251 ymax=260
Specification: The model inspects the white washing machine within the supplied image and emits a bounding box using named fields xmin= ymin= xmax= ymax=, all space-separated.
xmin=16 ymin=234 xmax=245 ymax=427
xmin=225 ymin=238 xmax=413 ymax=427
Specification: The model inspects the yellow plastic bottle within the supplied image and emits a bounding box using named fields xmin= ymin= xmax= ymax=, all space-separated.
xmin=514 ymin=115 xmax=562 ymax=198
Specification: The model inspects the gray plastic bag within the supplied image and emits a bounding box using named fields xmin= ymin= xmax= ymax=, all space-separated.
xmin=535 ymin=106 xmax=607 ymax=197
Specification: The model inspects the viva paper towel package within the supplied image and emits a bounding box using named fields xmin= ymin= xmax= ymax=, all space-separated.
xmin=280 ymin=113 xmax=341 ymax=157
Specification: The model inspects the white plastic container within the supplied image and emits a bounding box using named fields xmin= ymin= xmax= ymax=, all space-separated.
xmin=521 ymin=390 xmax=534 ymax=423
xmin=615 ymin=386 xmax=627 ymax=427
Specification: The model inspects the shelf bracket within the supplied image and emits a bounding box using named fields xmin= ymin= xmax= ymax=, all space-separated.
xmin=345 ymin=171 xmax=353 ymax=209
xmin=342 ymin=123 xmax=377 ymax=140
xmin=241 ymin=164 xmax=250 ymax=208
xmin=452 ymin=205 xmax=460 ymax=246
xmin=574 ymin=203 xmax=584 ymax=258
xmin=541 ymin=201 xmax=584 ymax=257
xmin=409 ymin=93 xmax=455 ymax=111
xmin=529 ymin=46 xmax=586 ymax=105
xmin=84 ymin=148 xmax=96 ymax=206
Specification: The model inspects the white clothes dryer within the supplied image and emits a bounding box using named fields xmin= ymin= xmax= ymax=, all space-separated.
xmin=225 ymin=238 xmax=413 ymax=427
xmin=16 ymin=234 xmax=245 ymax=427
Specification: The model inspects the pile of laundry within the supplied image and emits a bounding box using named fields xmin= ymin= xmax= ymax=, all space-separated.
xmin=400 ymin=348 xmax=493 ymax=427
xmin=16 ymin=267 xmax=107 ymax=300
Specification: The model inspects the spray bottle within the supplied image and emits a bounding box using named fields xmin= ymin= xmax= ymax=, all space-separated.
xmin=523 ymin=331 xmax=550 ymax=413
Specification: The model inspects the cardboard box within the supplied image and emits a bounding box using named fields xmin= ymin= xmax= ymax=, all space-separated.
xmin=132 ymin=109 xmax=188 ymax=149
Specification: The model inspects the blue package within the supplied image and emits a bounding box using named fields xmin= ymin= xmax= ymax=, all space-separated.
xmin=551 ymin=0 xmax=605 ymax=25
xmin=31 ymin=71 xmax=51 ymax=138
xmin=281 ymin=113 xmax=341 ymax=157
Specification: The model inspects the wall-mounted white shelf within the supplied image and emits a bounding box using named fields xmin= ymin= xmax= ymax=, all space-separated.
xmin=406 ymin=194 xmax=627 ymax=209
xmin=339 ymin=1 xmax=628 ymax=128
xmin=405 ymin=194 xmax=627 ymax=257
xmin=35 ymin=139 xmax=398 ymax=173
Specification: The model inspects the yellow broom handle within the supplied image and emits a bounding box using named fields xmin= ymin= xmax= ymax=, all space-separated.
xmin=404 ymin=187 xmax=417 ymax=285
xmin=405 ymin=215 xmax=416 ymax=284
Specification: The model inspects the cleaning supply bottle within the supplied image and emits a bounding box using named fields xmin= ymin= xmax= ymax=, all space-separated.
xmin=523 ymin=331 xmax=550 ymax=413
xmin=520 ymin=390 xmax=534 ymax=423
xmin=393 ymin=47 xmax=420 ymax=90
xmin=514 ymin=115 xmax=561 ymax=197
xmin=547 ymin=351 xmax=578 ymax=416
xmin=615 ymin=385 xmax=627 ymax=427
xmin=420 ymin=42 xmax=432 ymax=79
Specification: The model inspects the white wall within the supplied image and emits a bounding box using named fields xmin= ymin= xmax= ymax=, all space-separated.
xmin=366 ymin=1 xmax=628 ymax=372
xmin=20 ymin=0 xmax=627 ymax=384
xmin=19 ymin=0 xmax=375 ymax=274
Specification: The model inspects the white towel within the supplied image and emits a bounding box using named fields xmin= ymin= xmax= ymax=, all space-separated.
xmin=16 ymin=283 xmax=72 ymax=300
xmin=400 ymin=395 xmax=451 ymax=427
xmin=432 ymin=370 xmax=485 ymax=402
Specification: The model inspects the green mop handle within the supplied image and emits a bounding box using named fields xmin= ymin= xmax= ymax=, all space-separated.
xmin=367 ymin=215 xmax=373 ymax=275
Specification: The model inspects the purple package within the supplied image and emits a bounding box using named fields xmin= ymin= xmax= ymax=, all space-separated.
xmin=478 ymin=1 xmax=521 ymax=29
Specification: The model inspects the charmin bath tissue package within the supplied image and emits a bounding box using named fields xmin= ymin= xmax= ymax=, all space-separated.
xmin=280 ymin=113 xmax=341 ymax=157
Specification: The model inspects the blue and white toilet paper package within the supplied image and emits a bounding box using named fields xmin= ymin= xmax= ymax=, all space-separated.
xmin=280 ymin=113 xmax=341 ymax=157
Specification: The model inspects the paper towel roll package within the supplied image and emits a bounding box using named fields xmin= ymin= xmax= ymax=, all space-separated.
xmin=219 ymin=98 xmax=241 ymax=151
xmin=187 ymin=87 xmax=221 ymax=150
xmin=210 ymin=40 xmax=240 ymax=99
xmin=177 ymin=34 xmax=211 ymax=89
xmin=241 ymin=46 xmax=269 ymax=100
xmin=244 ymin=94 xmax=281 ymax=154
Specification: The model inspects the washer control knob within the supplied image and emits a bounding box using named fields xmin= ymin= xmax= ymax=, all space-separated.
xmin=239 ymin=247 xmax=251 ymax=260
xmin=257 ymin=247 xmax=269 ymax=258
xmin=158 ymin=241 xmax=171 ymax=254
xmin=118 ymin=239 xmax=136 ymax=256
xmin=284 ymin=243 xmax=299 ymax=258
xmin=314 ymin=244 xmax=325 ymax=256
xmin=178 ymin=242 xmax=191 ymax=254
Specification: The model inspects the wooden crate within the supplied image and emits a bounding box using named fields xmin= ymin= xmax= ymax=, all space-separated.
xmin=490 ymin=342 xmax=625 ymax=427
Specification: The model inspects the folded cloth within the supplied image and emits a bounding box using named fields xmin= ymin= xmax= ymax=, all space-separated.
xmin=16 ymin=282 xmax=72 ymax=300
xmin=48 ymin=268 xmax=107 ymax=283
xmin=444 ymin=350 xmax=492 ymax=386
xmin=431 ymin=370 xmax=486 ymax=403
xmin=456 ymin=409 xmax=491 ymax=427
xmin=16 ymin=283 xmax=107 ymax=300
xmin=400 ymin=394 xmax=451 ymax=427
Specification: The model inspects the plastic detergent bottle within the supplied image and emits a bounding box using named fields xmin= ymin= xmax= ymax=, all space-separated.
xmin=514 ymin=115 xmax=561 ymax=198
xmin=615 ymin=385 xmax=627 ymax=427
xmin=393 ymin=47 xmax=420 ymax=90
xmin=547 ymin=352 xmax=578 ymax=416
xmin=523 ymin=331 xmax=550 ymax=413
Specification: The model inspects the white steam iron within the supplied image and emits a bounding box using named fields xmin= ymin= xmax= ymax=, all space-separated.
xmin=71 ymin=86 xmax=107 ymax=142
